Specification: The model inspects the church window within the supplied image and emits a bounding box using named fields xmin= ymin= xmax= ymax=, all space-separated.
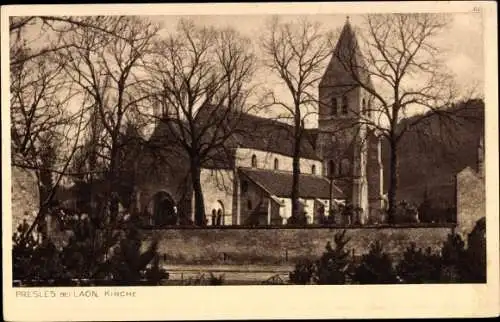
xmin=328 ymin=160 xmax=336 ymax=177
xmin=251 ymin=154 xmax=257 ymax=167
xmin=311 ymin=164 xmax=316 ymax=175
xmin=362 ymin=98 xmax=366 ymax=115
xmin=367 ymin=99 xmax=371 ymax=117
xmin=331 ymin=97 xmax=338 ymax=115
xmin=342 ymin=95 xmax=348 ymax=114
xmin=247 ymin=199 xmax=252 ymax=210
xmin=241 ymin=180 xmax=249 ymax=195
xmin=274 ymin=158 xmax=279 ymax=170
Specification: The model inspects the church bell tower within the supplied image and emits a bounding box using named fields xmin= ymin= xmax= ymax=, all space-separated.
xmin=316 ymin=17 xmax=383 ymax=224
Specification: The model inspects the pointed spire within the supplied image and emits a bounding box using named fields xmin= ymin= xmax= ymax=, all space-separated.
xmin=320 ymin=16 xmax=373 ymax=91
xmin=334 ymin=15 xmax=358 ymax=59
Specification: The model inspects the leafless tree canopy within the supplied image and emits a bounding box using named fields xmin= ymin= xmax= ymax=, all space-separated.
xmin=9 ymin=14 xmax=482 ymax=233
xmin=260 ymin=17 xmax=332 ymax=223
xmin=332 ymin=13 xmax=476 ymax=221
xmin=144 ymin=19 xmax=257 ymax=225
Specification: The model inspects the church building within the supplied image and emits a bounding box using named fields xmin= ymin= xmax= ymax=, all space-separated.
xmin=133 ymin=18 xmax=385 ymax=226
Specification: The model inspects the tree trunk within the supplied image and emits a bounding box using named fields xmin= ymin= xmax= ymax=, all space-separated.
xmin=387 ymin=139 xmax=399 ymax=224
xmin=290 ymin=121 xmax=305 ymax=225
xmin=191 ymin=161 xmax=206 ymax=226
xmin=107 ymin=141 xmax=120 ymax=223
xmin=291 ymin=152 xmax=301 ymax=223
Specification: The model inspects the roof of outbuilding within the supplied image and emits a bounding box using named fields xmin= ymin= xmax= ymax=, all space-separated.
xmin=239 ymin=167 xmax=345 ymax=199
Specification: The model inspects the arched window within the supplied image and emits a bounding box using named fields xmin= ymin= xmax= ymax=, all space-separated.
xmin=328 ymin=160 xmax=335 ymax=178
xmin=247 ymin=199 xmax=253 ymax=210
xmin=342 ymin=96 xmax=348 ymax=114
xmin=274 ymin=158 xmax=279 ymax=170
xmin=362 ymin=98 xmax=366 ymax=115
xmin=367 ymin=99 xmax=371 ymax=117
xmin=251 ymin=154 xmax=257 ymax=167
xmin=342 ymin=95 xmax=348 ymax=114
xmin=311 ymin=164 xmax=316 ymax=175
xmin=331 ymin=97 xmax=338 ymax=116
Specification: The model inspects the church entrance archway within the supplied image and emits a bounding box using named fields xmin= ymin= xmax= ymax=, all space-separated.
xmin=151 ymin=191 xmax=177 ymax=227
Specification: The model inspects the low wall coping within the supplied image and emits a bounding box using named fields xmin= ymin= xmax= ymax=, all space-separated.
xmin=138 ymin=223 xmax=456 ymax=230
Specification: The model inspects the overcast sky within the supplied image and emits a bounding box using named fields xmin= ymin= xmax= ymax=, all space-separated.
xmin=15 ymin=12 xmax=485 ymax=130
xmin=148 ymin=13 xmax=484 ymax=127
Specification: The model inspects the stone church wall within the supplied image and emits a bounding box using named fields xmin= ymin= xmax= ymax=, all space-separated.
xmin=456 ymin=167 xmax=485 ymax=241
xmin=235 ymin=148 xmax=322 ymax=174
xmin=200 ymin=168 xmax=234 ymax=225
xmin=11 ymin=166 xmax=40 ymax=234
xmin=238 ymin=173 xmax=268 ymax=225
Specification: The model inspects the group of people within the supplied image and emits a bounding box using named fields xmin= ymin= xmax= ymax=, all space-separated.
xmin=315 ymin=204 xmax=364 ymax=226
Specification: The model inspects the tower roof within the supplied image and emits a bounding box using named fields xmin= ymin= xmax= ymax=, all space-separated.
xmin=320 ymin=17 xmax=373 ymax=90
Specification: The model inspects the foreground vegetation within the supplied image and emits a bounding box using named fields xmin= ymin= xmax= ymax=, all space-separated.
xmin=12 ymin=213 xmax=168 ymax=286
xmin=289 ymin=218 xmax=486 ymax=284
xmin=13 ymin=206 xmax=485 ymax=286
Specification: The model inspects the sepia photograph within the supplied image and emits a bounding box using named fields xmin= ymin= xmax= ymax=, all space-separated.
xmin=2 ymin=2 xmax=499 ymax=320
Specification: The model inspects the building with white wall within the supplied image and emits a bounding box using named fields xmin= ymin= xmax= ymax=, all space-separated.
xmin=134 ymin=18 xmax=385 ymax=226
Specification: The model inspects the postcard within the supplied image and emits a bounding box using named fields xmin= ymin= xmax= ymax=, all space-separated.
xmin=2 ymin=1 xmax=499 ymax=320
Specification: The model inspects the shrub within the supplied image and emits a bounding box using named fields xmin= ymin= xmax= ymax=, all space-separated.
xmin=208 ymin=272 xmax=225 ymax=285
xmin=341 ymin=204 xmax=355 ymax=225
xmin=289 ymin=230 xmax=352 ymax=285
xmin=289 ymin=259 xmax=315 ymax=284
xmin=12 ymin=219 xmax=69 ymax=284
xmin=394 ymin=200 xmax=420 ymax=224
xmin=100 ymin=224 xmax=161 ymax=285
xmin=12 ymin=208 xmax=168 ymax=286
xmin=286 ymin=212 xmax=308 ymax=226
xmin=262 ymin=274 xmax=286 ymax=285
xmin=182 ymin=273 xmax=225 ymax=285
xmin=396 ymin=243 xmax=442 ymax=283
xmin=463 ymin=217 xmax=486 ymax=283
xmin=439 ymin=232 xmax=467 ymax=283
xmin=314 ymin=231 xmax=352 ymax=284
xmin=143 ymin=254 xmax=169 ymax=285
xmin=352 ymin=241 xmax=398 ymax=284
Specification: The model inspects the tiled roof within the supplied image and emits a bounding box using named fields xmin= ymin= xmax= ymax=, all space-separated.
xmin=149 ymin=104 xmax=321 ymax=170
xmin=230 ymin=112 xmax=320 ymax=160
xmin=239 ymin=167 xmax=345 ymax=199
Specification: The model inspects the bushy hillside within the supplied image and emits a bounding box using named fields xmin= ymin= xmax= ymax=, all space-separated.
xmin=382 ymin=99 xmax=484 ymax=207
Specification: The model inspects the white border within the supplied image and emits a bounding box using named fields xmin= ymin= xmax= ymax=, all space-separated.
xmin=2 ymin=2 xmax=499 ymax=320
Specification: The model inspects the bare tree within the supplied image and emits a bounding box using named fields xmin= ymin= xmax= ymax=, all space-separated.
xmin=144 ymin=19 xmax=256 ymax=226
xmin=58 ymin=16 xmax=159 ymax=223
xmin=261 ymin=17 xmax=332 ymax=224
xmin=9 ymin=21 xmax=95 ymax=241
xmin=332 ymin=14 xmax=477 ymax=222
xmin=9 ymin=16 xmax=136 ymax=68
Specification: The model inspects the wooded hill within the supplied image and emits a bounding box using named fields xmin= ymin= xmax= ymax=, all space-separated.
xmin=382 ymin=99 xmax=485 ymax=208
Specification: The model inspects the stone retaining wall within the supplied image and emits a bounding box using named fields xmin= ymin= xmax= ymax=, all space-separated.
xmin=141 ymin=225 xmax=455 ymax=265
